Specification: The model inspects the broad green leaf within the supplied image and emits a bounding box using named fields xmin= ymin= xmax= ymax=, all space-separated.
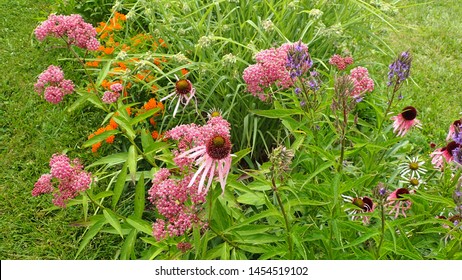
xmin=126 ymin=216 xmax=152 ymax=235
xmin=103 ymin=209 xmax=123 ymax=238
xmin=251 ymin=109 xmax=302 ymax=118
xmin=236 ymin=192 xmax=266 ymax=206
xmin=141 ymin=129 xmax=156 ymax=154
xmin=130 ymin=108 xmax=160 ymax=125
xmin=120 ymin=229 xmax=137 ymax=260
xmin=82 ymin=130 xmax=119 ymax=148
xmin=68 ymin=91 xmax=102 ymax=112
xmin=76 ymin=217 xmax=107 ymax=258
xmin=128 ymin=145 xmax=137 ymax=184
xmin=112 ymin=161 xmax=128 ymax=209
xmin=134 ymin=173 xmax=145 ymax=218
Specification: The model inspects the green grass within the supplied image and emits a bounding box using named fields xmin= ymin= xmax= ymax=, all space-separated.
xmin=1 ymin=0 xmax=462 ymax=259
xmin=388 ymin=0 xmax=462 ymax=143
xmin=0 ymin=0 xmax=118 ymax=259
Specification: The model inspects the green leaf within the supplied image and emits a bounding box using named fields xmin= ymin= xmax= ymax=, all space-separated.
xmin=235 ymin=233 xmax=283 ymax=244
xmin=112 ymin=161 xmax=128 ymax=209
xmin=113 ymin=116 xmax=136 ymax=141
xmin=288 ymin=198 xmax=330 ymax=207
xmin=120 ymin=229 xmax=137 ymax=260
xmin=130 ymin=108 xmax=160 ymax=125
xmin=236 ymin=192 xmax=266 ymax=206
xmin=141 ymin=129 xmax=156 ymax=154
xmin=126 ymin=216 xmax=152 ymax=235
xmin=82 ymin=130 xmax=119 ymax=148
xmin=335 ymin=231 xmax=379 ymax=249
xmin=93 ymin=191 xmax=114 ymax=201
xmin=128 ymin=145 xmax=137 ymax=184
xmin=134 ymin=173 xmax=145 ymax=218
xmin=232 ymin=147 xmax=251 ymax=165
xmin=251 ymin=109 xmax=302 ymax=118
xmin=87 ymin=152 xmax=128 ymax=168
xmin=96 ymin=61 xmax=112 ymax=86
xmin=103 ymin=209 xmax=123 ymax=238
xmin=76 ymin=217 xmax=107 ymax=258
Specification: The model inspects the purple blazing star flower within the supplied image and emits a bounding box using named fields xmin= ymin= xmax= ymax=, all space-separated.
xmin=286 ymin=41 xmax=312 ymax=79
xmin=387 ymin=51 xmax=412 ymax=87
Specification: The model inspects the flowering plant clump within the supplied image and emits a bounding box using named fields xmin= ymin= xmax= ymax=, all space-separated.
xmin=242 ymin=42 xmax=310 ymax=101
xmin=32 ymin=154 xmax=92 ymax=208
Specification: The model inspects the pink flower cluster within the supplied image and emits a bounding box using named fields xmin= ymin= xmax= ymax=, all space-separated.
xmin=149 ymin=116 xmax=232 ymax=240
xmin=101 ymin=83 xmax=123 ymax=104
xmin=148 ymin=169 xmax=206 ymax=241
xmin=348 ymin=66 xmax=374 ymax=98
xmin=329 ymin=54 xmax=354 ymax=70
xmin=243 ymin=42 xmax=308 ymax=101
xmin=34 ymin=14 xmax=99 ymax=50
xmin=32 ymin=154 xmax=92 ymax=207
xmin=34 ymin=65 xmax=75 ymax=104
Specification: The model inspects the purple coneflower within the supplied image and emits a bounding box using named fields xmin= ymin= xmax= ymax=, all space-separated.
xmin=431 ymin=141 xmax=460 ymax=169
xmin=386 ymin=188 xmax=412 ymax=218
xmin=391 ymin=106 xmax=421 ymax=136
xmin=446 ymin=119 xmax=462 ymax=141
xmin=342 ymin=195 xmax=375 ymax=224
xmin=161 ymin=75 xmax=196 ymax=118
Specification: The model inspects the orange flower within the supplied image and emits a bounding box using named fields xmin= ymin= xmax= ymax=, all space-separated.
xmin=92 ymin=142 xmax=102 ymax=153
xmin=181 ymin=68 xmax=189 ymax=76
xmin=143 ymin=98 xmax=164 ymax=111
xmin=159 ymin=38 xmax=168 ymax=48
xmin=103 ymin=46 xmax=115 ymax=55
xmin=149 ymin=118 xmax=156 ymax=127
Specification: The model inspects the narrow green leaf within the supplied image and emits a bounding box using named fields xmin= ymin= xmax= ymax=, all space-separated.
xmin=96 ymin=61 xmax=112 ymax=86
xmin=112 ymin=161 xmax=128 ymax=209
xmin=93 ymin=191 xmax=114 ymax=201
xmin=251 ymin=109 xmax=302 ymax=118
xmin=128 ymin=145 xmax=137 ymax=184
xmin=82 ymin=130 xmax=119 ymax=148
xmin=130 ymin=108 xmax=160 ymax=125
xmin=103 ymin=209 xmax=123 ymax=238
xmin=141 ymin=129 xmax=156 ymax=153
xmin=120 ymin=229 xmax=137 ymax=260
xmin=87 ymin=152 xmax=128 ymax=168
xmin=134 ymin=173 xmax=145 ymax=218
xmin=231 ymin=147 xmax=251 ymax=165
xmin=76 ymin=217 xmax=107 ymax=258
xmin=113 ymin=116 xmax=136 ymax=141
xmin=335 ymin=231 xmax=379 ymax=249
xmin=126 ymin=216 xmax=152 ymax=235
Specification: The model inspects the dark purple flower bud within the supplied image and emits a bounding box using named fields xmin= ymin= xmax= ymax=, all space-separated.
xmin=286 ymin=41 xmax=312 ymax=78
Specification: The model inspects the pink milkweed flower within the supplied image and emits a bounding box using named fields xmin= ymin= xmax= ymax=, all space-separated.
xmin=386 ymin=188 xmax=413 ymax=218
xmin=342 ymin=195 xmax=375 ymax=224
xmin=348 ymin=66 xmax=374 ymax=98
xmin=32 ymin=153 xmax=92 ymax=207
xmin=329 ymin=54 xmax=354 ymax=71
xmin=391 ymin=106 xmax=421 ymax=137
xmin=430 ymin=141 xmax=460 ymax=170
xmin=161 ymin=75 xmax=196 ymax=118
xmin=34 ymin=65 xmax=75 ymax=104
xmin=446 ymin=119 xmax=462 ymax=141
xmin=34 ymin=14 xmax=99 ymax=51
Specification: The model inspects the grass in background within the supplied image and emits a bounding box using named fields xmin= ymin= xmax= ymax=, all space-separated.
xmin=0 ymin=0 xmax=118 ymax=259
xmin=388 ymin=0 xmax=462 ymax=143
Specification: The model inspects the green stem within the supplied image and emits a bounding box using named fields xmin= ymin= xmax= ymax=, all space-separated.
xmin=376 ymin=204 xmax=386 ymax=259
xmin=85 ymin=191 xmax=127 ymax=221
xmin=271 ymin=176 xmax=293 ymax=259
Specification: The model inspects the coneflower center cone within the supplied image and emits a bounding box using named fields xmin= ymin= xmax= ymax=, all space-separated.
xmin=401 ymin=106 xmax=417 ymax=121
xmin=206 ymin=136 xmax=231 ymax=160
xmin=396 ymin=188 xmax=410 ymax=199
xmin=175 ymin=79 xmax=192 ymax=95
